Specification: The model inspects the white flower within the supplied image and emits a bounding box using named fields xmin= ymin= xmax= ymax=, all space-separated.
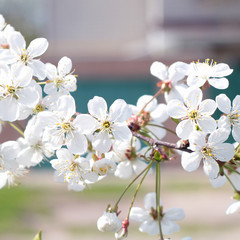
xmin=51 ymin=148 xmax=98 ymax=191
xmin=130 ymin=192 xmax=185 ymax=236
xmin=91 ymin=157 xmax=116 ymax=176
xmin=0 ymin=31 xmax=48 ymax=79
xmin=167 ymin=87 xmax=217 ymax=139
xmin=44 ymin=56 xmax=77 ymax=94
xmin=17 ymin=117 xmax=54 ymax=167
xmin=111 ymin=138 xmax=150 ymax=179
xmin=0 ymin=64 xmax=39 ymax=122
xmin=39 ymin=95 xmax=96 ymax=154
xmin=216 ymin=94 xmax=240 ymax=142
xmin=0 ymin=14 xmax=15 ymax=49
xmin=181 ymin=129 xmax=235 ymax=179
xmin=97 ymin=211 xmax=122 ymax=232
xmin=0 ymin=141 xmax=28 ymax=188
xmin=186 ymin=59 xmax=233 ymax=89
xmin=87 ymin=96 xmax=132 ymax=153
xmin=150 ymin=61 xmax=188 ymax=102
xmin=129 ymin=95 xmax=168 ymax=139
xmin=226 ymin=201 xmax=240 ymax=215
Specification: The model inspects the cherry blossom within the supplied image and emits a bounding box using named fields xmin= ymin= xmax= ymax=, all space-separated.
xmin=185 ymin=59 xmax=233 ymax=89
xmin=216 ymin=94 xmax=240 ymax=142
xmin=0 ymin=31 xmax=48 ymax=79
xmin=87 ymin=96 xmax=132 ymax=153
xmin=44 ymin=56 xmax=77 ymax=94
xmin=167 ymin=87 xmax=217 ymax=139
xmin=150 ymin=61 xmax=188 ymax=102
xmin=130 ymin=192 xmax=185 ymax=236
xmin=181 ymin=129 xmax=235 ymax=179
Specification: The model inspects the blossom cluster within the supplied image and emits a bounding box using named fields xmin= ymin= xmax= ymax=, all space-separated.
xmin=0 ymin=14 xmax=240 ymax=240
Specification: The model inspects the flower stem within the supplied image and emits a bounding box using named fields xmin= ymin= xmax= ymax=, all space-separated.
xmin=224 ymin=172 xmax=238 ymax=193
xmin=8 ymin=122 xmax=24 ymax=136
xmin=126 ymin=161 xmax=154 ymax=219
xmin=156 ymin=161 xmax=164 ymax=240
xmin=113 ymin=162 xmax=153 ymax=209
xmin=132 ymin=130 xmax=193 ymax=153
xmin=137 ymin=88 xmax=162 ymax=116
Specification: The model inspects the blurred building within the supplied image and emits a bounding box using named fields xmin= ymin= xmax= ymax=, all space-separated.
xmin=1 ymin=0 xmax=240 ymax=77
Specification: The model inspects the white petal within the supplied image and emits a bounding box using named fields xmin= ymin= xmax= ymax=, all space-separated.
xmin=57 ymin=95 xmax=76 ymax=119
xmin=216 ymin=94 xmax=231 ymax=114
xmin=226 ymin=201 xmax=240 ymax=215
xmin=0 ymin=172 xmax=8 ymax=189
xmin=56 ymin=148 xmax=73 ymax=162
xmin=164 ymin=208 xmax=185 ymax=221
xmin=28 ymin=60 xmax=46 ymax=80
xmin=8 ymin=31 xmax=26 ymax=55
xmin=208 ymin=128 xmax=230 ymax=144
xmin=92 ymin=131 xmax=112 ymax=153
xmin=213 ymin=143 xmax=235 ymax=162
xmin=161 ymin=218 xmax=180 ymax=235
xmin=73 ymin=114 xmax=96 ymax=134
xmin=130 ymin=207 xmax=149 ymax=222
xmin=151 ymin=104 xmax=168 ymax=123
xmin=12 ymin=65 xmax=33 ymax=87
xmin=0 ymin=98 xmax=19 ymax=121
xmin=114 ymin=161 xmax=133 ymax=179
xmin=203 ymin=157 xmax=219 ymax=179
xmin=27 ymin=38 xmax=48 ymax=58
xmin=176 ymin=119 xmax=194 ymax=139
xmin=181 ymin=152 xmax=202 ymax=172
xmin=212 ymin=63 xmax=233 ymax=77
xmin=150 ymin=61 xmax=168 ymax=80
xmin=132 ymin=159 xmax=149 ymax=175
xmin=67 ymin=132 xmax=88 ymax=155
xmin=197 ymin=117 xmax=217 ymax=133
xmin=46 ymin=63 xmax=57 ymax=80
xmin=168 ymin=61 xmax=188 ymax=82
xmin=109 ymin=99 xmax=132 ymax=122
xmin=88 ymin=96 xmax=107 ymax=119
xmin=144 ymin=192 xmax=156 ymax=210
xmin=209 ymin=175 xmax=226 ymax=188
xmin=136 ymin=95 xmax=157 ymax=112
xmin=139 ymin=220 xmax=159 ymax=235
xmin=57 ymin=56 xmax=72 ymax=76
xmin=232 ymin=95 xmax=240 ymax=112
xmin=166 ymin=99 xmax=187 ymax=119
xmin=184 ymin=87 xmax=202 ymax=108
xmin=198 ymin=99 xmax=217 ymax=115
xmin=113 ymin=124 xmax=132 ymax=142
xmin=208 ymin=78 xmax=229 ymax=89
xmin=233 ymin=126 xmax=240 ymax=143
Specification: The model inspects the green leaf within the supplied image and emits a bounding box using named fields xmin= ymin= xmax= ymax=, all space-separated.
xmin=33 ymin=230 xmax=42 ymax=240
xmin=171 ymin=117 xmax=180 ymax=124
xmin=154 ymin=150 xmax=162 ymax=161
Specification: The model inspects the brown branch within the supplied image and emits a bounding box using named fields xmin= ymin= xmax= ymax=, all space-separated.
xmin=131 ymin=131 xmax=193 ymax=153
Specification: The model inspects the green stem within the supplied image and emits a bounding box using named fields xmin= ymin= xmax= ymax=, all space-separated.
xmin=15 ymin=121 xmax=24 ymax=132
xmin=126 ymin=161 xmax=154 ymax=219
xmin=137 ymin=88 xmax=162 ymax=116
xmin=224 ymin=172 xmax=238 ymax=193
xmin=147 ymin=123 xmax=176 ymax=135
xmin=8 ymin=122 xmax=24 ymax=136
xmin=113 ymin=162 xmax=153 ymax=209
xmin=224 ymin=165 xmax=240 ymax=176
xmin=156 ymin=161 xmax=164 ymax=240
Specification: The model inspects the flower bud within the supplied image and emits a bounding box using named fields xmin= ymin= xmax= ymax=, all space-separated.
xmin=97 ymin=211 xmax=122 ymax=232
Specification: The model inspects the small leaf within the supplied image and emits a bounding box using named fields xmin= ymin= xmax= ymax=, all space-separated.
xmin=171 ymin=117 xmax=180 ymax=124
xmin=154 ymin=150 xmax=162 ymax=161
xmin=33 ymin=230 xmax=42 ymax=240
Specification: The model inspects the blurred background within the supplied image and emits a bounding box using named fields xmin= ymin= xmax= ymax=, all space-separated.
xmin=0 ymin=0 xmax=240 ymax=239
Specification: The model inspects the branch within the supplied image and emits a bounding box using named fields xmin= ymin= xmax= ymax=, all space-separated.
xmin=131 ymin=131 xmax=193 ymax=153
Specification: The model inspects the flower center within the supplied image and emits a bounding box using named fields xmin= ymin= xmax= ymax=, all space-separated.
xmin=20 ymin=49 xmax=30 ymax=65
xmin=33 ymin=104 xmax=45 ymax=114
xmin=61 ymin=122 xmax=74 ymax=133
xmin=228 ymin=111 xmax=240 ymax=126
xmin=201 ymin=146 xmax=213 ymax=158
xmin=188 ymin=110 xmax=199 ymax=120
xmin=150 ymin=206 xmax=164 ymax=220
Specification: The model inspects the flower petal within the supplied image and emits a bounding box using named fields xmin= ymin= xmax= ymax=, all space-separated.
xmin=27 ymin=38 xmax=48 ymax=58
xmin=208 ymin=78 xmax=229 ymax=89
